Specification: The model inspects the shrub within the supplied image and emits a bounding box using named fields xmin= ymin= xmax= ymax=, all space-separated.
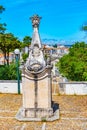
xmin=0 ymin=63 xmax=21 ymax=80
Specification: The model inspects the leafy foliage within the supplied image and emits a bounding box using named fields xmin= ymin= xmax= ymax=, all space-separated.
xmin=0 ymin=5 xmax=5 ymax=13
xmin=0 ymin=33 xmax=21 ymax=65
xmin=82 ymin=25 xmax=87 ymax=31
xmin=0 ymin=23 xmax=6 ymax=33
xmin=57 ymin=42 xmax=87 ymax=81
xmin=22 ymin=53 xmax=28 ymax=62
xmin=0 ymin=5 xmax=6 ymax=33
xmin=81 ymin=22 xmax=87 ymax=32
xmin=22 ymin=36 xmax=31 ymax=48
xmin=0 ymin=63 xmax=21 ymax=80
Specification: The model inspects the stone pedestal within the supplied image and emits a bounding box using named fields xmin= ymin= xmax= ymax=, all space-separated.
xmin=16 ymin=65 xmax=59 ymax=121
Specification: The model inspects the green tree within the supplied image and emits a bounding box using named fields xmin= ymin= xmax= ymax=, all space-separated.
xmin=0 ymin=33 xmax=6 ymax=64
xmin=0 ymin=5 xmax=6 ymax=33
xmin=0 ymin=5 xmax=5 ymax=13
xmin=0 ymin=33 xmax=21 ymax=65
xmin=0 ymin=5 xmax=6 ymax=64
xmin=21 ymin=36 xmax=31 ymax=62
xmin=22 ymin=36 xmax=31 ymax=48
xmin=82 ymin=23 xmax=87 ymax=32
xmin=57 ymin=42 xmax=87 ymax=81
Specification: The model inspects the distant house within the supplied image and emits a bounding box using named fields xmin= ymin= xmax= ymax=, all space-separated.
xmin=57 ymin=45 xmax=69 ymax=57
xmin=0 ymin=53 xmax=14 ymax=65
xmin=42 ymin=44 xmax=69 ymax=57
xmin=0 ymin=53 xmax=4 ymax=65
xmin=42 ymin=44 xmax=53 ymax=55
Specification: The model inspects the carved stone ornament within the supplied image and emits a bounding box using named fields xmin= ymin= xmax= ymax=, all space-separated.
xmin=27 ymin=62 xmax=43 ymax=72
xmin=32 ymin=44 xmax=40 ymax=57
xmin=30 ymin=14 xmax=41 ymax=28
xmin=26 ymin=15 xmax=46 ymax=72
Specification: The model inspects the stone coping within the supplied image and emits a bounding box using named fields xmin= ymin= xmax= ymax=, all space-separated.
xmin=59 ymin=82 xmax=87 ymax=84
xmin=0 ymin=80 xmax=87 ymax=84
xmin=0 ymin=80 xmax=22 ymax=83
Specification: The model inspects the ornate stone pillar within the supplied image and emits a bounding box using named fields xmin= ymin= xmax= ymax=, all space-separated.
xmin=16 ymin=15 xmax=59 ymax=121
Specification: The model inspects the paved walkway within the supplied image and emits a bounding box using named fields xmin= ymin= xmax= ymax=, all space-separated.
xmin=0 ymin=94 xmax=87 ymax=130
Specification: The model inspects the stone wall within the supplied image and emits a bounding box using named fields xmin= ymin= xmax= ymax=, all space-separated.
xmin=59 ymin=82 xmax=87 ymax=95
xmin=0 ymin=80 xmax=87 ymax=95
xmin=0 ymin=80 xmax=22 ymax=94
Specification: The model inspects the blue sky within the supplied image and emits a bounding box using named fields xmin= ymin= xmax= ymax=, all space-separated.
xmin=0 ymin=0 xmax=87 ymax=44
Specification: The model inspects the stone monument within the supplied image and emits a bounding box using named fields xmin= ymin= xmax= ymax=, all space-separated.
xmin=16 ymin=14 xmax=59 ymax=121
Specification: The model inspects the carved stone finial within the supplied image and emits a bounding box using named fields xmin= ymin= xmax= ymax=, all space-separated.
xmin=30 ymin=14 xmax=42 ymax=28
xmin=26 ymin=14 xmax=45 ymax=72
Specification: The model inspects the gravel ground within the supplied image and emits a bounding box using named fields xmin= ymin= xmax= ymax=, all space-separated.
xmin=0 ymin=94 xmax=87 ymax=130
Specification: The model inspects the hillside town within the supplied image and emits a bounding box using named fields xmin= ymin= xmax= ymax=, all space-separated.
xmin=0 ymin=44 xmax=69 ymax=65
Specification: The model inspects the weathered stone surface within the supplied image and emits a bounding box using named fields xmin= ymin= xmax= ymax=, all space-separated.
xmin=16 ymin=14 xmax=59 ymax=121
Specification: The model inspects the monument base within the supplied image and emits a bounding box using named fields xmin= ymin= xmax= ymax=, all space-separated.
xmin=15 ymin=104 xmax=59 ymax=121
